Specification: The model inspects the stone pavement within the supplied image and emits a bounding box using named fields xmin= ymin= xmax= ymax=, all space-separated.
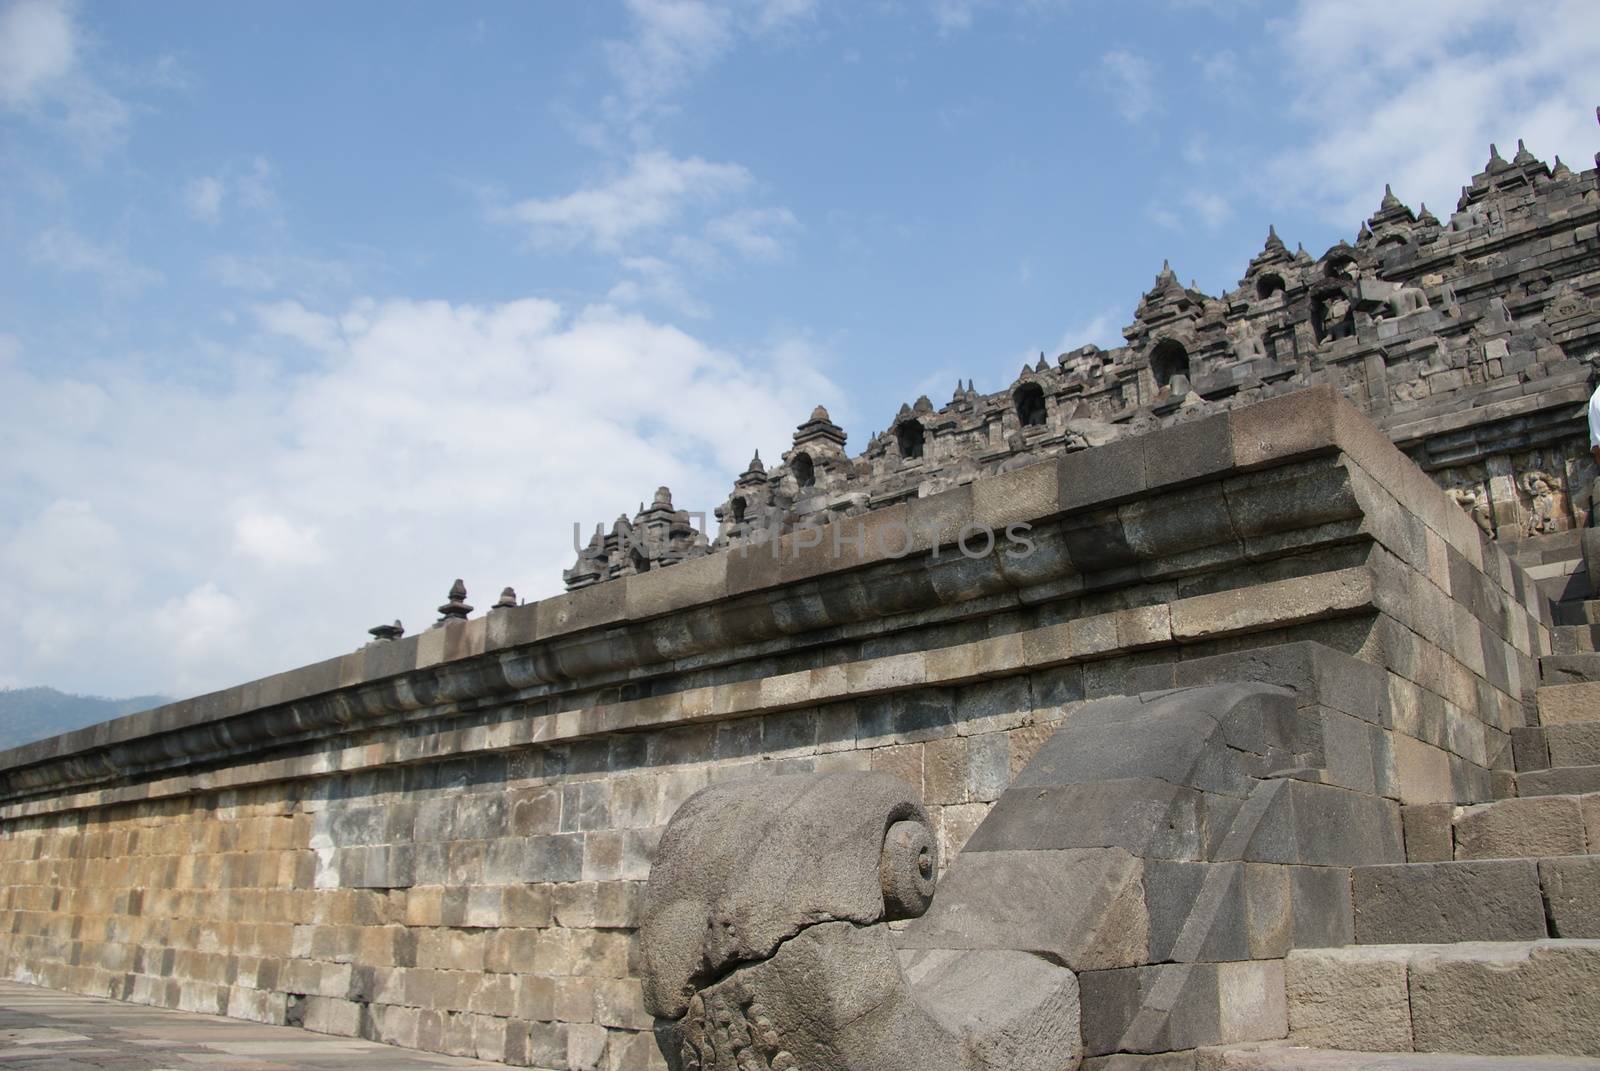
xmin=0 ymin=981 xmax=505 ymax=1069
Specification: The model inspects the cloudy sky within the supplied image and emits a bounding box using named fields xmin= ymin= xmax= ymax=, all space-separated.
xmin=1 ymin=0 xmax=1597 ymax=701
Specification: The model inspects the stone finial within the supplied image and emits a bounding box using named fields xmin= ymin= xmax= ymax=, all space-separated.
xmin=1512 ymin=138 xmax=1537 ymax=166
xmin=1552 ymin=156 xmax=1574 ymax=181
xmin=1035 ymin=353 xmax=1048 ymax=372
xmin=653 ymin=486 xmax=674 ymax=509
xmin=742 ymin=449 xmax=765 ymax=476
xmin=1380 ymin=183 xmax=1402 ymax=210
xmin=1264 ymin=224 xmax=1287 ymax=253
xmin=436 ymin=579 xmax=472 ymax=624
xmin=810 ymin=405 xmax=831 ymax=423
xmin=1417 ymin=202 xmax=1440 ymax=226
xmin=914 ymin=394 xmax=933 ymax=413
xmin=1487 ymin=143 xmax=1509 ymax=171
xmin=368 ymin=620 xmax=403 ymax=642
xmin=493 ymin=587 xmax=517 ymax=610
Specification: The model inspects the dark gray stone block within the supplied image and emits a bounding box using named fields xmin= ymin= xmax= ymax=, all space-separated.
xmin=1352 ymin=859 xmax=1546 ymax=943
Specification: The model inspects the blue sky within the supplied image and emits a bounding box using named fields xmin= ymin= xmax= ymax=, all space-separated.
xmin=2 ymin=0 xmax=1598 ymax=700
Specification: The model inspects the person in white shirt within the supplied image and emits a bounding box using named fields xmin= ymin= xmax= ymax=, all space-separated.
xmin=1591 ymin=379 xmax=1600 ymax=467
xmin=1590 ymin=379 xmax=1600 ymax=526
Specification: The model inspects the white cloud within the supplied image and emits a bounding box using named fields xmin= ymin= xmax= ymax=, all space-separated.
xmin=0 ymin=0 xmax=129 ymax=155
xmin=1057 ymin=306 xmax=1125 ymax=352
xmin=0 ymin=295 xmax=838 ymax=698
xmin=607 ymin=255 xmax=709 ymax=319
xmin=232 ymin=511 xmax=324 ymax=567
xmin=605 ymin=0 xmax=815 ymax=115
xmin=31 ymin=226 xmax=162 ymax=291
xmin=184 ymin=175 xmax=224 ymax=224
xmin=1099 ymin=49 xmax=1156 ymax=122
xmin=0 ymin=0 xmax=74 ymax=106
xmin=504 ymin=151 xmax=752 ymax=253
xmin=1147 ymin=191 xmax=1233 ymax=233
xmin=1197 ymin=49 xmax=1240 ymax=87
xmin=932 ymin=0 xmax=987 ymax=33
xmin=1268 ymin=0 xmax=1600 ymax=224
xmin=703 ymin=206 xmax=800 ymax=261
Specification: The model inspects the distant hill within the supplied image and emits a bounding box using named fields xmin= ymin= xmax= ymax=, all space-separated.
xmin=0 ymin=687 xmax=169 ymax=753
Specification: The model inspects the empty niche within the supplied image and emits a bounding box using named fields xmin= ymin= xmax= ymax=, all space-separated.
xmin=1149 ymin=338 xmax=1190 ymax=389
xmin=896 ymin=420 xmax=926 ymax=459
xmin=792 ymin=452 xmax=816 ymax=488
xmin=1013 ymin=381 xmax=1047 ymax=428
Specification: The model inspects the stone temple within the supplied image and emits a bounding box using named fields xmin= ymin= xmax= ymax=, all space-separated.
xmin=2 ymin=136 xmax=1600 ymax=1071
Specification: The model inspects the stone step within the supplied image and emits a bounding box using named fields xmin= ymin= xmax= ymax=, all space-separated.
xmin=1515 ymin=766 xmax=1600 ymax=797
xmin=1551 ymin=625 xmax=1600 ymax=656
xmin=1513 ymin=724 xmax=1600 ymax=770
xmin=1539 ymin=653 xmax=1600 ymax=685
xmin=1536 ymin=680 xmax=1600 ymax=724
xmin=1402 ymin=796 xmax=1597 ymax=860
xmin=1201 ymin=1045 xmax=1600 ymax=1071
xmin=1352 ymin=858 xmax=1599 ymax=943
xmin=1552 ymin=601 xmax=1600 ymax=628
xmin=1284 ymin=941 xmax=1600 ymax=1058
xmin=1504 ymin=528 xmax=1587 ymax=569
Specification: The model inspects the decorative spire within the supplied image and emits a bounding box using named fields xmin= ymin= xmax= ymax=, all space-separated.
xmin=1380 ymin=183 xmax=1402 ymax=211
xmin=1265 ymin=224 xmax=1287 ymax=253
xmin=1487 ymin=143 xmax=1509 ymax=171
xmin=810 ymin=404 xmax=831 ymax=423
xmin=743 ymin=449 xmax=765 ymax=476
xmin=368 ymin=620 xmax=404 ymax=642
xmin=1512 ymin=138 xmax=1537 ymax=166
xmin=1552 ymin=155 xmax=1574 ymax=181
xmin=1417 ymin=202 xmax=1439 ymax=226
xmin=652 ymin=486 xmax=673 ymax=509
xmin=493 ymin=587 xmax=517 ymax=610
xmin=1035 ymin=353 xmax=1048 ymax=372
xmin=436 ymin=579 xmax=472 ymax=625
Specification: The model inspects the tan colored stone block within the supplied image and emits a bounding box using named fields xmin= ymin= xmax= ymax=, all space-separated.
xmin=1217 ymin=960 xmax=1287 ymax=1045
xmin=1453 ymin=797 xmax=1586 ymax=860
xmin=1409 ymin=940 xmax=1600 ymax=1055
xmin=1392 ymin=734 xmax=1454 ymax=804
xmin=1285 ymin=946 xmax=1412 ymax=1051
xmin=923 ymin=737 xmax=969 ymax=805
xmin=1538 ymin=682 xmax=1600 ymax=726
xmin=869 ymin=743 xmax=924 ymax=796
xmin=939 ymin=803 xmax=990 ymax=863
xmin=1170 ymin=568 xmax=1375 ymax=641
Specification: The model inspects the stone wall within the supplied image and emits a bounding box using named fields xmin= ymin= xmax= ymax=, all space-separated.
xmin=570 ymin=147 xmax=1600 ymax=587
xmin=0 ymin=388 xmax=1556 ymax=1069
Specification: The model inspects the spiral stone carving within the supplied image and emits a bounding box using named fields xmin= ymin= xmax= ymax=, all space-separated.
xmin=641 ymin=770 xmax=1081 ymax=1071
xmin=881 ymin=818 xmax=936 ymax=919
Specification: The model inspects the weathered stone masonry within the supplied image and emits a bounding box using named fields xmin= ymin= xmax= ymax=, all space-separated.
xmin=0 ymin=386 xmax=1559 ymax=1068
xmin=570 ymin=144 xmax=1600 ymax=587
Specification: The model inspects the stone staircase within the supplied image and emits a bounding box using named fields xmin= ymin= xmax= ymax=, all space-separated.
xmin=1197 ymin=530 xmax=1600 ymax=1070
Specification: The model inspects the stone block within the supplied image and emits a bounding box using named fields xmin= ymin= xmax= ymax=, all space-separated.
xmin=1452 ymin=796 xmax=1586 ymax=860
xmin=1540 ymin=856 xmax=1600 ymax=938
xmin=1059 ymin=433 xmax=1147 ymax=513
xmin=1170 ymin=568 xmax=1374 ymax=642
xmin=901 ymin=846 xmax=1149 ymax=970
xmin=1288 ymin=865 xmax=1353 ymax=950
xmin=1285 ymin=946 xmax=1412 ymax=1052
xmin=1517 ymin=766 xmax=1600 ymax=796
xmin=1537 ymin=682 xmax=1600 ymax=726
xmin=1392 ymin=735 xmax=1454 ymax=804
xmin=1147 ymin=412 xmax=1235 ymax=490
xmin=1408 ymin=939 xmax=1600 ymax=1056
xmin=1546 ymin=723 xmax=1600 ymax=767
xmin=1352 ymin=860 xmax=1545 ymax=944
xmin=1401 ymin=804 xmax=1452 ymax=862
xmin=1080 ymin=960 xmax=1285 ymax=1057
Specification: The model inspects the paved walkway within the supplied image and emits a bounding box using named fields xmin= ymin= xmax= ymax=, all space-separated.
xmin=0 ymin=981 xmax=504 ymax=1069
